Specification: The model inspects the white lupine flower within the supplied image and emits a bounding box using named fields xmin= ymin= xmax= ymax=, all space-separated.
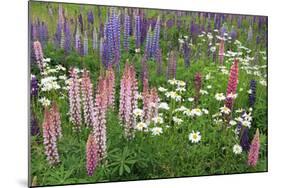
xmin=151 ymin=127 xmax=163 ymax=136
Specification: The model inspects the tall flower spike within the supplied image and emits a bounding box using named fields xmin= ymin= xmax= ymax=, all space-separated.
xmin=194 ymin=72 xmax=202 ymax=105
xmin=248 ymin=129 xmax=260 ymax=166
xmin=135 ymin=15 xmax=141 ymax=50
xmin=249 ymin=80 xmax=257 ymax=108
xmin=64 ymin=20 xmax=71 ymax=54
xmin=81 ymin=70 xmax=95 ymax=127
xmin=83 ymin=31 xmax=88 ymax=56
xmin=50 ymin=103 xmax=62 ymax=139
xmin=124 ymin=12 xmax=130 ymax=52
xmin=218 ymin=39 xmax=224 ymax=65
xmin=68 ymin=68 xmax=82 ymax=131
xmin=151 ymin=16 xmax=161 ymax=58
xmin=167 ymin=51 xmax=177 ymax=79
xmin=93 ymin=77 xmax=107 ymax=160
xmin=155 ymin=48 xmax=162 ymax=75
xmin=105 ymin=67 xmax=115 ymax=108
xmin=240 ymin=127 xmax=250 ymax=151
xmin=33 ymin=41 xmax=44 ymax=71
xmin=31 ymin=110 xmax=40 ymax=136
xmin=225 ymin=59 xmax=239 ymax=110
xmin=42 ymin=108 xmax=60 ymax=165
xmin=31 ymin=74 xmax=39 ymax=97
xmin=183 ymin=39 xmax=191 ymax=67
xmin=86 ymin=133 xmax=98 ymax=176
xmin=92 ymin=27 xmax=99 ymax=50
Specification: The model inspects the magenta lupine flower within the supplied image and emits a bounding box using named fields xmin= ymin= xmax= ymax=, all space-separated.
xmin=86 ymin=133 xmax=98 ymax=176
xmin=119 ymin=63 xmax=138 ymax=139
xmin=81 ymin=70 xmax=95 ymax=127
xmin=42 ymin=109 xmax=60 ymax=165
xmin=68 ymin=68 xmax=82 ymax=131
xmin=248 ymin=129 xmax=260 ymax=167
xmin=33 ymin=40 xmax=44 ymax=71
xmin=166 ymin=51 xmax=177 ymax=79
xmin=105 ymin=67 xmax=115 ymax=108
xmin=93 ymin=77 xmax=107 ymax=160
xmin=225 ymin=59 xmax=239 ymax=110
xmin=218 ymin=39 xmax=225 ymax=65
xmin=194 ymin=72 xmax=202 ymax=105
xmin=50 ymin=103 xmax=62 ymax=139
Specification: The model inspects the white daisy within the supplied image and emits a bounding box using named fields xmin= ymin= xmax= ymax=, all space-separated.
xmin=152 ymin=116 xmax=164 ymax=124
xmin=173 ymin=117 xmax=183 ymax=125
xmin=233 ymin=144 xmax=242 ymax=155
xmin=151 ymin=127 xmax=163 ymax=136
xmin=159 ymin=102 xmax=170 ymax=110
xmin=136 ymin=122 xmax=147 ymax=131
xmin=189 ymin=131 xmax=201 ymax=143
xmin=133 ymin=109 xmax=143 ymax=117
xmin=39 ymin=97 xmax=51 ymax=107
xmin=188 ymin=97 xmax=194 ymax=102
xmin=215 ymin=93 xmax=226 ymax=101
xmin=229 ymin=120 xmax=237 ymax=126
xmin=191 ymin=108 xmax=203 ymax=116
xmin=158 ymin=87 xmax=168 ymax=92
xmin=220 ymin=105 xmax=231 ymax=114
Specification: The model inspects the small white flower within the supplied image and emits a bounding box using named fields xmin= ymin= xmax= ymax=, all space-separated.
xmin=43 ymin=58 xmax=51 ymax=63
xmin=176 ymin=87 xmax=186 ymax=93
xmin=205 ymin=73 xmax=212 ymax=80
xmin=188 ymin=97 xmax=194 ymax=102
xmin=136 ymin=122 xmax=147 ymax=131
xmin=233 ymin=144 xmax=242 ymax=155
xmin=39 ymin=97 xmax=51 ymax=107
xmin=235 ymin=108 xmax=244 ymax=113
xmin=220 ymin=105 xmax=231 ymax=114
xmin=259 ymin=79 xmax=267 ymax=86
xmin=202 ymin=109 xmax=209 ymax=114
xmin=191 ymin=108 xmax=203 ymax=116
xmin=168 ymin=79 xmax=177 ymax=85
xmin=136 ymin=93 xmax=143 ymax=100
xmin=242 ymin=120 xmax=251 ymax=128
xmin=159 ymin=102 xmax=170 ymax=110
xmin=229 ymin=120 xmax=237 ymax=126
xmin=158 ymin=87 xmax=168 ymax=92
xmin=151 ymin=127 xmax=163 ymax=136
xmin=207 ymin=85 xmax=212 ymax=89
xmin=135 ymin=48 xmax=140 ymax=53
xmin=200 ymin=89 xmax=209 ymax=95
xmin=175 ymin=106 xmax=187 ymax=112
xmin=215 ymin=93 xmax=226 ymax=101
xmin=247 ymin=89 xmax=252 ymax=94
xmin=133 ymin=109 xmax=143 ymax=117
xmin=210 ymin=46 xmax=216 ymax=53
xmin=152 ymin=116 xmax=164 ymax=124
xmin=183 ymin=109 xmax=193 ymax=117
xmin=189 ymin=131 xmax=201 ymax=143
xmin=227 ymin=92 xmax=238 ymax=99
xmin=173 ymin=117 xmax=183 ymax=125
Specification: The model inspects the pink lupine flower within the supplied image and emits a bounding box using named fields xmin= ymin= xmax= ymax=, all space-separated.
xmin=248 ymin=129 xmax=260 ymax=167
xmin=143 ymin=87 xmax=159 ymax=124
xmin=105 ymin=67 xmax=115 ymax=108
xmin=50 ymin=103 xmax=62 ymax=139
xmin=119 ymin=62 xmax=138 ymax=139
xmin=93 ymin=77 xmax=107 ymax=160
xmin=218 ymin=39 xmax=224 ymax=65
xmin=33 ymin=40 xmax=44 ymax=71
xmin=86 ymin=133 xmax=98 ymax=176
xmin=81 ymin=70 xmax=95 ymax=127
xmin=194 ymin=72 xmax=202 ymax=105
xmin=68 ymin=68 xmax=82 ymax=131
xmin=42 ymin=108 xmax=60 ymax=165
xmin=225 ymin=59 xmax=239 ymax=110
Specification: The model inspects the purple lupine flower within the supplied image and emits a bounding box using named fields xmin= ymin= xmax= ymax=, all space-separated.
xmin=31 ymin=111 xmax=40 ymax=136
xmin=220 ymin=24 xmax=227 ymax=37
xmin=237 ymin=16 xmax=242 ymax=28
xmin=83 ymin=31 xmax=88 ymax=56
xmin=183 ymin=39 xmax=191 ymax=67
xmin=92 ymin=27 xmax=98 ymax=50
xmin=64 ymin=20 xmax=71 ymax=54
xmin=123 ymin=12 xmax=130 ymax=52
xmin=155 ymin=48 xmax=162 ymax=75
xmin=240 ymin=127 xmax=250 ymax=151
xmin=140 ymin=17 xmax=148 ymax=45
xmin=151 ymin=16 xmax=161 ymax=58
xmin=145 ymin=25 xmax=152 ymax=56
xmin=75 ymin=28 xmax=82 ymax=55
xmin=78 ymin=13 xmax=83 ymax=33
xmin=31 ymin=74 xmax=39 ymax=97
xmin=249 ymin=80 xmax=257 ymax=108
xmin=54 ymin=22 xmax=62 ymax=48
xmin=230 ymin=26 xmax=237 ymax=41
xmin=135 ymin=15 xmax=141 ymax=50
xmin=87 ymin=10 xmax=94 ymax=25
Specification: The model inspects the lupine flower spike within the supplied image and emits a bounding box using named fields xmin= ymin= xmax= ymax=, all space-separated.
xmin=86 ymin=133 xmax=98 ymax=176
xmin=248 ymin=129 xmax=260 ymax=167
xmin=50 ymin=103 xmax=62 ymax=139
xmin=225 ymin=59 xmax=239 ymax=110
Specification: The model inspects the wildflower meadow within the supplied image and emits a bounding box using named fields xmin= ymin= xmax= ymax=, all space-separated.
xmin=29 ymin=1 xmax=268 ymax=187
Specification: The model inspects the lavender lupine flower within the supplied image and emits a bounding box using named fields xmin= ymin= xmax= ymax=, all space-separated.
xmin=68 ymin=68 xmax=82 ymax=131
xmin=33 ymin=40 xmax=44 ymax=71
xmin=60 ymin=25 xmax=65 ymax=49
xmin=92 ymin=27 xmax=99 ymax=51
xmin=64 ymin=20 xmax=71 ymax=54
xmin=249 ymin=80 xmax=257 ymax=108
xmin=93 ymin=77 xmax=107 ymax=160
xmin=151 ymin=16 xmax=161 ymax=58
xmin=230 ymin=26 xmax=237 ymax=41
xmin=166 ymin=51 xmax=177 ymax=79
xmin=50 ymin=103 xmax=62 ymax=139
xmin=31 ymin=111 xmax=40 ymax=136
xmin=86 ymin=133 xmax=98 ymax=176
xmin=194 ymin=72 xmax=202 ymax=105
xmin=54 ymin=22 xmax=62 ymax=48
xmin=31 ymin=74 xmax=39 ymax=97
xmin=248 ymin=129 xmax=260 ymax=166
xmin=43 ymin=109 xmax=60 ymax=165
xmin=240 ymin=127 xmax=250 ymax=151
xmin=183 ymin=39 xmax=191 ymax=67
xmin=81 ymin=70 xmax=95 ymax=127
xmin=119 ymin=62 xmax=138 ymax=139
xmin=75 ymin=28 xmax=82 ymax=55
xmin=135 ymin=15 xmax=141 ymax=50
xmin=123 ymin=12 xmax=130 ymax=52
xmin=87 ymin=10 xmax=94 ymax=25
xmin=83 ymin=31 xmax=88 ymax=56
xmin=155 ymin=48 xmax=162 ymax=75
xmin=247 ymin=26 xmax=253 ymax=42
xmin=220 ymin=24 xmax=227 ymax=37
xmin=78 ymin=13 xmax=83 ymax=33
xmin=145 ymin=25 xmax=153 ymax=57
xmin=141 ymin=16 xmax=148 ymax=45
